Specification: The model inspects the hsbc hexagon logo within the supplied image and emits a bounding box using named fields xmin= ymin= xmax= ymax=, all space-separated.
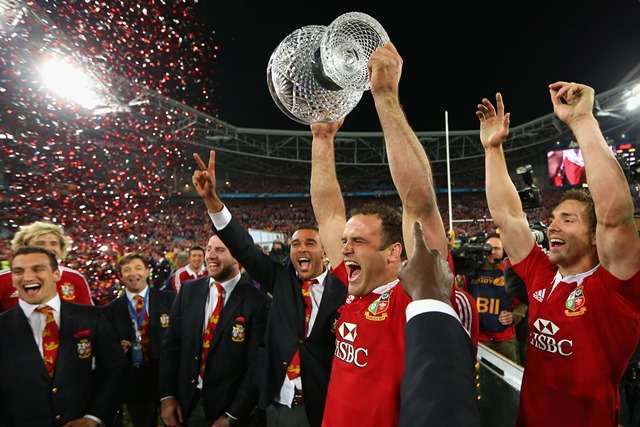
xmin=530 ymin=318 xmax=573 ymax=357
xmin=338 ymin=322 xmax=357 ymax=342
xmin=335 ymin=322 xmax=368 ymax=368
xmin=533 ymin=318 xmax=559 ymax=335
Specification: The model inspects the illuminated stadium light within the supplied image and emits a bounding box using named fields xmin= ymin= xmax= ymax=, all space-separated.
xmin=39 ymin=55 xmax=108 ymax=110
xmin=624 ymin=84 xmax=640 ymax=111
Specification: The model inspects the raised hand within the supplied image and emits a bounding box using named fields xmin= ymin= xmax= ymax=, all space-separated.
xmin=368 ymin=42 xmax=403 ymax=98
xmin=192 ymin=150 xmax=223 ymax=212
xmin=311 ymin=116 xmax=345 ymax=140
xmin=476 ymin=93 xmax=511 ymax=150
xmin=398 ymin=222 xmax=453 ymax=303
xmin=548 ymin=81 xmax=595 ymax=128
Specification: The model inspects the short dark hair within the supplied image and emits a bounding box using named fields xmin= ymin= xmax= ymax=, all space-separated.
xmin=294 ymin=224 xmax=319 ymax=233
xmin=486 ymin=232 xmax=501 ymax=240
xmin=11 ymin=246 xmax=58 ymax=271
xmin=189 ymin=246 xmax=205 ymax=256
xmin=118 ymin=252 xmax=149 ymax=272
xmin=558 ymin=189 xmax=596 ymax=232
xmin=350 ymin=203 xmax=405 ymax=258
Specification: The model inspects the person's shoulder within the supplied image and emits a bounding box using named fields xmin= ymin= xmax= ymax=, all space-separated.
xmin=0 ymin=306 xmax=21 ymax=324
xmin=237 ymin=278 xmax=270 ymax=303
xmin=0 ymin=268 xmax=11 ymax=282
xmin=62 ymin=300 xmax=100 ymax=318
xmin=103 ymin=294 xmax=126 ymax=309
xmin=154 ymin=287 xmax=177 ymax=301
xmin=394 ymin=281 xmax=413 ymax=306
xmin=103 ymin=293 xmax=125 ymax=306
xmin=60 ymin=265 xmax=84 ymax=276
xmin=591 ymin=263 xmax=622 ymax=285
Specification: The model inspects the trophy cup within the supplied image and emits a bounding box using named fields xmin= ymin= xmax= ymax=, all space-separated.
xmin=267 ymin=12 xmax=389 ymax=125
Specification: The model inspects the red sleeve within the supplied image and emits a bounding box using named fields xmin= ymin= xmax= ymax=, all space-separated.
xmin=331 ymin=261 xmax=348 ymax=288
xmin=601 ymin=266 xmax=640 ymax=313
xmin=510 ymin=244 xmax=556 ymax=293
xmin=0 ymin=271 xmax=18 ymax=312
xmin=451 ymin=289 xmax=479 ymax=349
xmin=70 ymin=271 xmax=93 ymax=305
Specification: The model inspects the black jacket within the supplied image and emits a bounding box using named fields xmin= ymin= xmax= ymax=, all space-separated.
xmin=159 ymin=275 xmax=268 ymax=423
xmin=103 ymin=287 xmax=175 ymax=403
xmin=399 ymin=311 xmax=480 ymax=427
xmin=216 ymin=218 xmax=347 ymax=427
xmin=0 ymin=301 xmax=125 ymax=427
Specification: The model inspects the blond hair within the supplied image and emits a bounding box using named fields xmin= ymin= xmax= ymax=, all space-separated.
xmin=11 ymin=221 xmax=71 ymax=260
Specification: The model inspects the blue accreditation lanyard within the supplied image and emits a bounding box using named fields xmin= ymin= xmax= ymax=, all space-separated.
xmin=126 ymin=291 xmax=149 ymax=333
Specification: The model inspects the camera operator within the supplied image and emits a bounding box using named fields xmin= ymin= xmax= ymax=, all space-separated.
xmin=462 ymin=233 xmax=524 ymax=363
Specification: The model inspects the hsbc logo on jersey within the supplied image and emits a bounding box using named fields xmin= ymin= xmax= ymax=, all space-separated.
xmin=338 ymin=322 xmax=358 ymax=342
xmin=335 ymin=322 xmax=368 ymax=368
xmin=530 ymin=318 xmax=573 ymax=356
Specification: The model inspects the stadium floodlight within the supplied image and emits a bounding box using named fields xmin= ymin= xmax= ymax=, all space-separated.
xmin=39 ymin=54 xmax=108 ymax=110
xmin=624 ymin=84 xmax=640 ymax=112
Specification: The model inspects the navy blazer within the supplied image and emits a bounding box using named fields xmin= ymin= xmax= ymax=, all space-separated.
xmin=399 ymin=311 xmax=480 ymax=427
xmin=215 ymin=217 xmax=347 ymax=427
xmin=103 ymin=287 xmax=175 ymax=403
xmin=159 ymin=274 xmax=269 ymax=423
xmin=0 ymin=301 xmax=125 ymax=427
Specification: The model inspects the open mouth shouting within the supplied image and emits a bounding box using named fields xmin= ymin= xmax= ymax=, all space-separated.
xmin=549 ymin=238 xmax=566 ymax=250
xmin=297 ymin=256 xmax=311 ymax=273
xmin=22 ymin=282 xmax=43 ymax=297
xmin=345 ymin=261 xmax=362 ymax=283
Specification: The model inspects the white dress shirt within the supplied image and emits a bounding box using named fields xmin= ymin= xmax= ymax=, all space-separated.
xmin=197 ymin=273 xmax=241 ymax=389
xmin=19 ymin=294 xmax=61 ymax=357
xmin=124 ymin=286 xmax=149 ymax=314
xmin=19 ymin=294 xmax=104 ymax=426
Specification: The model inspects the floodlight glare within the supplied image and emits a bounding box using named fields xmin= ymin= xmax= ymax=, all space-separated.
xmin=624 ymin=84 xmax=640 ymax=112
xmin=40 ymin=55 xmax=106 ymax=110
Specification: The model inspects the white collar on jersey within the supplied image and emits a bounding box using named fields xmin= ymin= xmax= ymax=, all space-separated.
xmin=185 ymin=264 xmax=206 ymax=277
xmin=372 ymin=278 xmax=400 ymax=295
xmin=550 ymin=263 xmax=599 ymax=294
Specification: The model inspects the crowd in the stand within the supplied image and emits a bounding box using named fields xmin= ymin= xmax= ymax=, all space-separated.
xmin=0 ymin=191 xmax=564 ymax=305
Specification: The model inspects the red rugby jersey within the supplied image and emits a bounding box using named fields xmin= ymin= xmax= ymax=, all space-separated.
xmin=322 ymin=261 xmax=477 ymax=427
xmin=0 ymin=266 xmax=93 ymax=311
xmin=512 ymin=244 xmax=640 ymax=427
xmin=170 ymin=265 xmax=207 ymax=292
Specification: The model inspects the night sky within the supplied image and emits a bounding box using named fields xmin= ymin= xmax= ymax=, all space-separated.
xmin=198 ymin=0 xmax=640 ymax=132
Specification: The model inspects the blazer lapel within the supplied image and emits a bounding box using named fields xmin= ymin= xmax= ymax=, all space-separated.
xmin=147 ymin=288 xmax=159 ymax=331
xmin=290 ymin=268 xmax=306 ymax=337
xmin=311 ymin=274 xmax=344 ymax=337
xmin=193 ymin=278 xmax=210 ymax=353
xmin=54 ymin=303 xmax=75 ymax=380
xmin=13 ymin=309 xmax=50 ymax=381
xmin=117 ymin=296 xmax=136 ymax=341
xmin=211 ymin=282 xmax=244 ymax=349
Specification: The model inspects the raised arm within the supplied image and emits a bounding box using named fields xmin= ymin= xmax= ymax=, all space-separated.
xmin=310 ymin=119 xmax=347 ymax=268
xmin=192 ymin=151 xmax=279 ymax=291
xmin=549 ymin=82 xmax=640 ymax=278
xmin=477 ymin=94 xmax=533 ymax=263
xmin=369 ymin=43 xmax=447 ymax=258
